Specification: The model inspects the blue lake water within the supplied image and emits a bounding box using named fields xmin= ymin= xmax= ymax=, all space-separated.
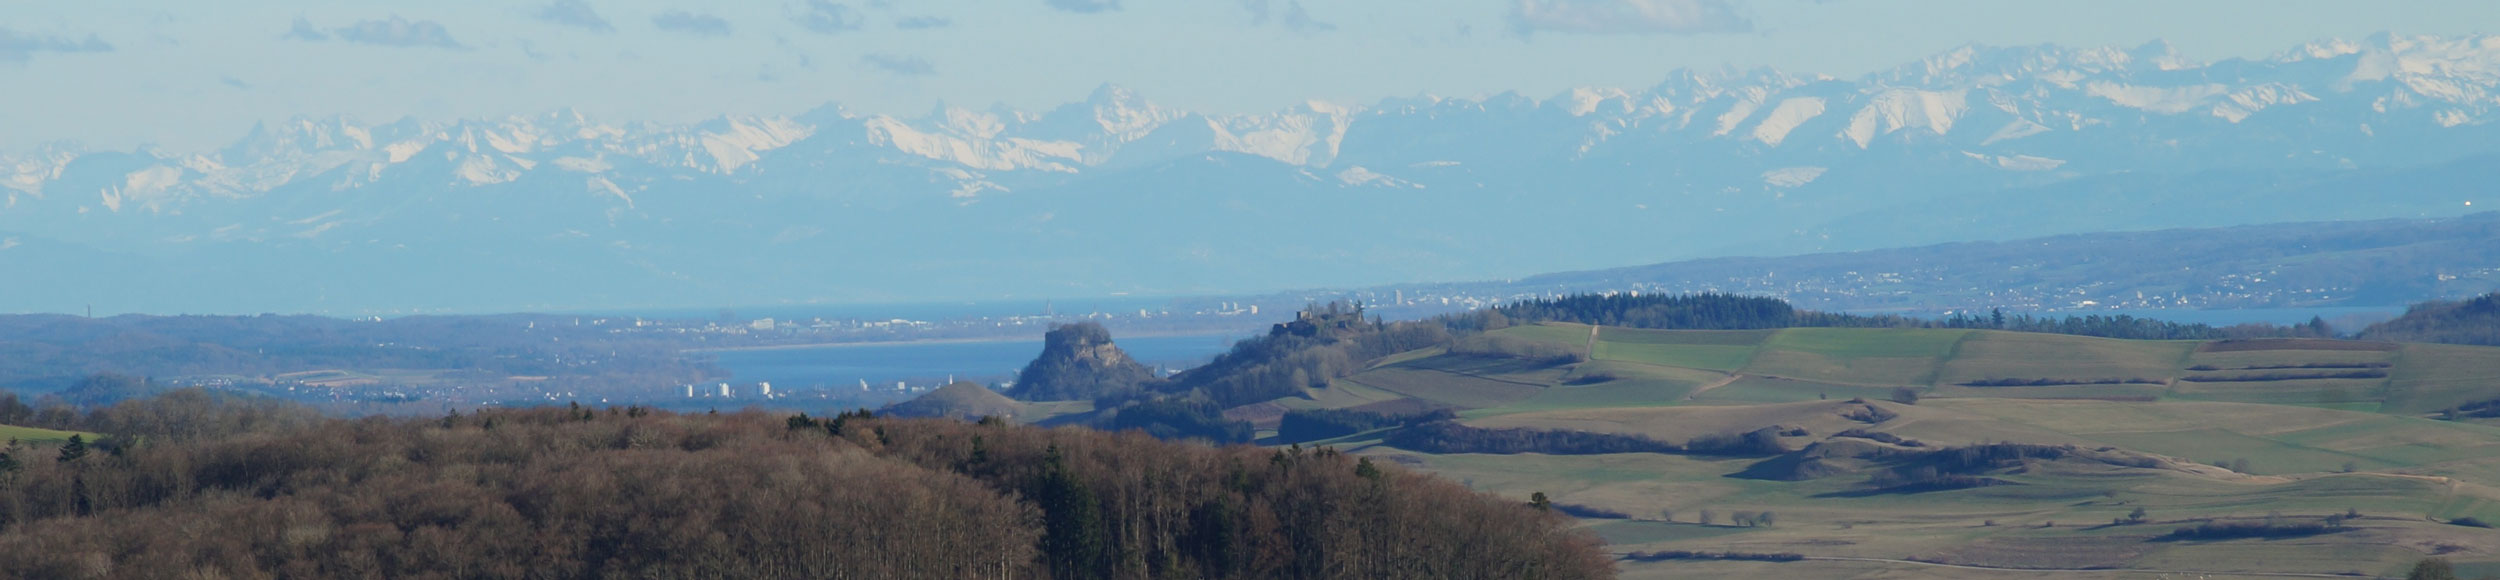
xmin=571 ymin=297 xmax=1184 ymax=323
xmin=707 ymin=334 xmax=1245 ymax=390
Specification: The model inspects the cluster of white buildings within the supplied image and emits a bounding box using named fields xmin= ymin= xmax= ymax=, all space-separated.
xmin=683 ymin=381 xmax=776 ymax=399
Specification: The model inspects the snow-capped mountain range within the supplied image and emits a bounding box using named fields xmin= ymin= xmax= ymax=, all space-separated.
xmin=4 ymin=34 xmax=2499 ymax=315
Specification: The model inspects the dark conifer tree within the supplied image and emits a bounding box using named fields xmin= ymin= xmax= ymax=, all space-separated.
xmin=1036 ymin=446 xmax=1110 ymax=580
xmin=71 ymin=475 xmax=91 ymax=517
xmin=55 ymin=435 xmax=86 ymax=463
xmin=1355 ymin=457 xmax=1383 ymax=481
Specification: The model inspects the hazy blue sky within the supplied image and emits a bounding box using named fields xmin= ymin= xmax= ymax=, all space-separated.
xmin=5 ymin=0 xmax=2497 ymax=150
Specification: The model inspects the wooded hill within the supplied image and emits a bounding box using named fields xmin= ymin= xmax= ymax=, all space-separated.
xmin=2361 ymin=291 xmax=2500 ymax=346
xmin=0 ymin=391 xmax=1612 ymax=579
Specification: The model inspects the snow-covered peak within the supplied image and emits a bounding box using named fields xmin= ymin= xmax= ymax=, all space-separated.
xmin=0 ymin=143 xmax=83 ymax=196
xmin=2282 ymin=34 xmax=2500 ymax=77
xmin=8 ymin=34 xmax=2500 ymax=212
xmin=681 ymin=116 xmax=813 ymax=174
xmin=2285 ymin=37 xmax=2369 ymax=61
xmin=1554 ymin=87 xmax=1636 ymax=116
xmin=1873 ymin=43 xmax=2173 ymax=89
xmin=2382 ymin=34 xmax=2500 ymax=79
xmin=1075 ymin=83 xmax=1182 ymax=142
xmin=2127 ymin=40 xmax=2196 ymax=71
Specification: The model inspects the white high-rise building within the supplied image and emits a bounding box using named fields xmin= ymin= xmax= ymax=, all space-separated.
xmin=759 ymin=382 xmax=772 ymax=397
xmin=720 ymin=383 xmax=731 ymax=397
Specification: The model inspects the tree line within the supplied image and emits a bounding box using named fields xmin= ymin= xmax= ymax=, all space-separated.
xmin=1483 ymin=293 xmax=2336 ymax=341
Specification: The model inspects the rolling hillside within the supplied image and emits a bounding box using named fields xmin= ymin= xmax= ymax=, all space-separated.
xmin=1256 ymin=324 xmax=2500 ymax=578
xmin=0 ymin=423 xmax=89 ymax=444
xmin=1309 ymin=324 xmax=2498 ymax=415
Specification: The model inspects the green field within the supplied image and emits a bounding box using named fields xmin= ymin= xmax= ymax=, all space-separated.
xmin=1762 ymin=327 xmax=1970 ymax=359
xmin=1490 ymin=362 xmax=1722 ymax=415
xmin=1734 ymin=328 xmax=1969 ymax=386
xmin=1281 ymin=379 xmax=1411 ymax=411
xmin=1319 ymin=326 xmax=2500 ymax=419
xmin=2386 ymin=343 xmax=2500 ymax=414
xmin=1486 ymin=324 xmax=1599 ymax=351
xmin=1385 ymin=439 xmax=2500 ymax=579
xmin=1933 ymin=332 xmax=2195 ymax=386
xmin=1342 ymin=355 xmax=1560 ymax=409
xmin=0 ymin=423 xmax=89 ymax=444
xmin=1445 ymin=327 xmax=2500 ymax=415
xmin=1260 ymin=326 xmax=2500 ymax=578
xmin=1590 ymin=327 xmax=1769 ymax=372
xmin=1690 ymin=375 xmax=1897 ymax=404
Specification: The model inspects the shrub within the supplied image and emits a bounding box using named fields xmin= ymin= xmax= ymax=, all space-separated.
xmin=1623 ymin=550 xmax=1803 ymax=562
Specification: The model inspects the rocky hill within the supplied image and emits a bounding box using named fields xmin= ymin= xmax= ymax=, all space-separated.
xmin=1004 ymin=322 xmax=1156 ymax=402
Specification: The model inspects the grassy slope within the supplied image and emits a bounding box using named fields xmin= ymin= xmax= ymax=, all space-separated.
xmin=1494 ymin=362 xmax=1720 ymax=415
xmin=1739 ymin=328 xmax=1969 ymax=386
xmin=1319 ymin=326 xmax=2500 ymax=418
xmin=1476 ymin=326 xmax=2500 ymax=414
xmin=1392 ymin=444 xmax=2497 ymax=579
xmin=1343 ymin=355 xmax=1559 ymax=409
xmin=2386 ymin=343 xmax=2500 ymax=415
xmin=1400 ymin=440 xmax=2496 ymax=574
xmin=1281 ymin=326 xmax=2500 ymax=578
xmin=0 ymin=423 xmax=89 ymax=444
xmin=1932 ymin=332 xmax=2196 ymax=387
xmin=1590 ymin=328 xmax=1769 ymax=372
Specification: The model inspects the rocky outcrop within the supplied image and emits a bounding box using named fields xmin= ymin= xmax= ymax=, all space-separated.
xmin=1005 ymin=322 xmax=1156 ymax=401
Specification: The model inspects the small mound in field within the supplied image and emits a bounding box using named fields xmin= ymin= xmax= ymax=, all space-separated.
xmin=884 ymin=382 xmax=1024 ymax=421
xmin=1732 ymin=454 xmax=1856 ymax=481
xmin=1730 ymin=437 xmax=1903 ymax=481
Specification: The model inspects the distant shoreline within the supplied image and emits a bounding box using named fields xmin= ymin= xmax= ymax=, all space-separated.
xmin=683 ymin=330 xmax=1249 ymax=354
xmin=685 ymin=337 xmax=1027 ymax=353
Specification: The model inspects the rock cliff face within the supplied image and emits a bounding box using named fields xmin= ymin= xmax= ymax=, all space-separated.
xmin=1006 ymin=322 xmax=1157 ymax=401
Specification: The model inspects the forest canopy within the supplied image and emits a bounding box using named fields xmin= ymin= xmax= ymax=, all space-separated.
xmin=0 ymin=391 xmax=1614 ymax=579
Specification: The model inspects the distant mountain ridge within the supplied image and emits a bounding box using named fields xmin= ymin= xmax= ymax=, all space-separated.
xmin=1360 ymin=212 xmax=2500 ymax=315
xmin=4 ymin=34 xmax=2498 ymax=314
